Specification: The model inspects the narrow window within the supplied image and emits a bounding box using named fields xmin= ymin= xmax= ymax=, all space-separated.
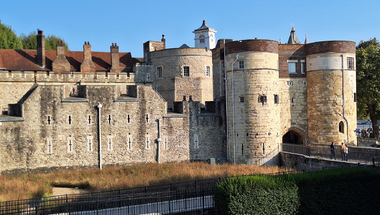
xmin=47 ymin=115 xmax=51 ymax=125
xmin=241 ymin=143 xmax=244 ymax=155
xmin=354 ymin=93 xmax=357 ymax=102
xmin=88 ymin=115 xmax=91 ymax=125
xmin=194 ymin=134 xmax=199 ymax=149
xmin=199 ymin=35 xmax=205 ymax=43
xmin=274 ymin=94 xmax=279 ymax=104
xmin=238 ymin=61 xmax=244 ymax=69
xmin=184 ymin=66 xmax=190 ymax=77
xmin=127 ymin=114 xmax=131 ymax=124
xmin=258 ymin=95 xmax=267 ymax=104
xmin=108 ymin=135 xmax=112 ymax=150
xmin=21 ymin=71 xmax=25 ymax=77
xmin=146 ymin=73 xmax=151 ymax=82
xmin=146 ymin=114 xmax=149 ymax=123
xmin=164 ymin=137 xmax=168 ymax=150
xmin=108 ymin=115 xmax=112 ymax=124
xmin=300 ymin=60 xmax=305 ymax=74
xmin=183 ymin=96 xmax=186 ymax=101
xmin=88 ymin=138 xmax=92 ymax=151
xmin=347 ymin=57 xmax=355 ymax=70
xmin=68 ymin=115 xmax=72 ymax=125
xmin=70 ymin=71 xmax=74 ymax=76
xmin=205 ymin=66 xmax=210 ymax=77
xmin=287 ymin=81 xmax=293 ymax=86
xmin=47 ymin=138 xmax=53 ymax=154
xmin=339 ymin=121 xmax=344 ymax=133
xmin=67 ymin=137 xmax=73 ymax=152
xmin=128 ymin=134 xmax=132 ymax=150
xmin=263 ymin=143 xmax=265 ymax=155
xmin=239 ymin=96 xmax=244 ymax=103
xmin=303 ymin=81 xmax=307 ymax=86
xmin=146 ymin=134 xmax=150 ymax=149
xmin=157 ymin=66 xmax=163 ymax=79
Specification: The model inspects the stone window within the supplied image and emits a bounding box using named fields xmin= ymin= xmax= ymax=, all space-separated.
xmin=67 ymin=136 xmax=74 ymax=153
xmin=347 ymin=57 xmax=355 ymax=70
xmin=108 ymin=115 xmax=112 ymax=124
xmin=274 ymin=94 xmax=279 ymax=104
xmin=288 ymin=61 xmax=297 ymax=74
xmin=164 ymin=137 xmax=168 ymax=150
xmin=238 ymin=61 xmax=244 ymax=69
xmin=68 ymin=115 xmax=72 ymax=125
xmin=194 ymin=134 xmax=199 ymax=149
xmin=258 ymin=95 xmax=267 ymax=104
xmin=146 ymin=134 xmax=150 ymax=149
xmin=47 ymin=138 xmax=53 ymax=154
xmin=146 ymin=73 xmax=151 ymax=82
xmin=88 ymin=136 xmax=93 ymax=151
xmin=184 ymin=66 xmax=190 ymax=77
xmin=303 ymin=81 xmax=307 ymax=86
xmin=88 ymin=115 xmax=92 ymax=125
xmin=157 ymin=66 xmax=163 ymax=79
xmin=339 ymin=121 xmax=344 ymax=133
xmin=47 ymin=115 xmax=52 ymax=125
xmin=128 ymin=133 xmax=132 ymax=150
xmin=300 ymin=60 xmax=305 ymax=74
xmin=263 ymin=143 xmax=265 ymax=155
xmin=354 ymin=93 xmax=357 ymax=102
xmin=239 ymin=96 xmax=244 ymax=103
xmin=127 ymin=114 xmax=131 ymax=124
xmin=205 ymin=66 xmax=210 ymax=77
xmin=146 ymin=114 xmax=149 ymax=123
xmin=287 ymin=81 xmax=293 ymax=86
xmin=108 ymin=135 xmax=113 ymax=151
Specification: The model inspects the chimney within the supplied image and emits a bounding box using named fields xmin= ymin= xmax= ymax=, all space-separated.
xmin=80 ymin=41 xmax=96 ymax=73
xmin=52 ymin=41 xmax=70 ymax=73
xmin=110 ymin=43 xmax=120 ymax=73
xmin=37 ymin=30 xmax=45 ymax=67
xmin=161 ymin=34 xmax=166 ymax=49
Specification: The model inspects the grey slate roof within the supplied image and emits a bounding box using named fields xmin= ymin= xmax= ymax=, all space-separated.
xmin=193 ymin=19 xmax=216 ymax=32
xmin=287 ymin=25 xmax=301 ymax=44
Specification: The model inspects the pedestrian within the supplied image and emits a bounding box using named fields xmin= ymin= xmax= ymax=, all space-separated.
xmin=330 ymin=142 xmax=336 ymax=160
xmin=345 ymin=144 xmax=349 ymax=161
xmin=341 ymin=143 xmax=346 ymax=161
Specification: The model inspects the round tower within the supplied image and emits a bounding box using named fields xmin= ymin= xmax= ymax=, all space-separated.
xmin=225 ymin=39 xmax=281 ymax=164
xmin=306 ymin=41 xmax=357 ymax=145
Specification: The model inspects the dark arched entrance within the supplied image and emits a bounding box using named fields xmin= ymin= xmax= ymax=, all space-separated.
xmin=282 ymin=131 xmax=303 ymax=144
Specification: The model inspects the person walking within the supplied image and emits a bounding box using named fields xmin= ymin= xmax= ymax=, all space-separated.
xmin=345 ymin=144 xmax=349 ymax=161
xmin=341 ymin=143 xmax=346 ymax=161
xmin=330 ymin=142 xmax=336 ymax=160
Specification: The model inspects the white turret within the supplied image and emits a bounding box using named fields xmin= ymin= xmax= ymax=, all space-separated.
xmin=193 ymin=19 xmax=217 ymax=50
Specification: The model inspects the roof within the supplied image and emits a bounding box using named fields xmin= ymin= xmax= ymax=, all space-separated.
xmin=287 ymin=25 xmax=301 ymax=44
xmin=193 ymin=19 xmax=216 ymax=33
xmin=0 ymin=49 xmax=134 ymax=71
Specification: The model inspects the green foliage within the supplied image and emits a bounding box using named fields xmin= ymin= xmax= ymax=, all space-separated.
xmin=20 ymin=32 xmax=69 ymax=50
xmin=0 ymin=20 xmax=22 ymax=49
xmin=215 ymin=168 xmax=380 ymax=214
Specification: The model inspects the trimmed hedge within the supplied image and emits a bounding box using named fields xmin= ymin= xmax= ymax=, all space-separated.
xmin=214 ymin=167 xmax=380 ymax=215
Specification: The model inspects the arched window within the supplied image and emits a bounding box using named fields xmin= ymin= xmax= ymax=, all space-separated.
xmin=339 ymin=121 xmax=344 ymax=133
xmin=199 ymin=35 xmax=205 ymax=43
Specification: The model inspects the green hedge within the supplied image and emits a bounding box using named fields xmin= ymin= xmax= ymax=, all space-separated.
xmin=214 ymin=167 xmax=380 ymax=215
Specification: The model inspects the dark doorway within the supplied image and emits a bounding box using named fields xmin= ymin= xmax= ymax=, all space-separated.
xmin=282 ymin=131 xmax=302 ymax=144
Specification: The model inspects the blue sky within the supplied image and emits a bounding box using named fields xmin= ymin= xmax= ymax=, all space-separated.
xmin=1 ymin=0 xmax=379 ymax=57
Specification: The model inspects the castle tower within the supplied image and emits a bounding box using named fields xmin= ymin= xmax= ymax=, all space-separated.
xmin=193 ymin=19 xmax=217 ymax=50
xmin=225 ymin=40 xmax=281 ymax=164
xmin=306 ymin=41 xmax=357 ymax=145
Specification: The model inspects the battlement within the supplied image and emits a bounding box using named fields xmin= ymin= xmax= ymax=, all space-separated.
xmin=0 ymin=71 xmax=135 ymax=83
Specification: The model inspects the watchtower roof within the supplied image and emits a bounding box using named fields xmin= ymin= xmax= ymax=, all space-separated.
xmin=287 ymin=24 xmax=301 ymax=44
xmin=193 ymin=19 xmax=216 ymax=33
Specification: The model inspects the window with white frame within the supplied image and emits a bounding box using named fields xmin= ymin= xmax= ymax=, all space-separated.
xmin=157 ymin=66 xmax=163 ymax=79
xmin=238 ymin=61 xmax=244 ymax=69
xmin=288 ymin=60 xmax=297 ymax=74
xmin=300 ymin=60 xmax=305 ymax=74
xmin=205 ymin=66 xmax=210 ymax=77
xmin=183 ymin=66 xmax=190 ymax=77
xmin=199 ymin=35 xmax=205 ymax=43
xmin=47 ymin=138 xmax=53 ymax=154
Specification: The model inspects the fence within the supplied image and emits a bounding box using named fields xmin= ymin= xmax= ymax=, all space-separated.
xmin=0 ymin=178 xmax=218 ymax=215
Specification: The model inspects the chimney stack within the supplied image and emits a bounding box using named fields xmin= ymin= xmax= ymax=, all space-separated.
xmin=161 ymin=34 xmax=166 ymax=49
xmin=110 ymin=43 xmax=120 ymax=73
xmin=37 ymin=30 xmax=45 ymax=67
xmin=52 ymin=41 xmax=70 ymax=73
xmin=80 ymin=41 xmax=96 ymax=73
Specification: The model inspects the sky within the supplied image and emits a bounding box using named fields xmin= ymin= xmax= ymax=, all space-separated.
xmin=1 ymin=0 xmax=379 ymax=57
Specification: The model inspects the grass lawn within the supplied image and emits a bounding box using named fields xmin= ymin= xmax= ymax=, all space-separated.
xmin=0 ymin=162 xmax=290 ymax=201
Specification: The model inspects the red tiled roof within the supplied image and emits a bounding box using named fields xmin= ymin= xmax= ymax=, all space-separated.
xmin=0 ymin=49 xmax=134 ymax=71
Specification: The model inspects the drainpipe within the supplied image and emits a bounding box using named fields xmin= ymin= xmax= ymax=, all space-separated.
xmin=0 ymin=122 xmax=2 ymax=174
xmin=97 ymin=103 xmax=102 ymax=170
xmin=224 ymin=39 xmax=229 ymax=161
xmin=341 ymin=54 xmax=349 ymax=143
xmin=232 ymin=54 xmax=239 ymax=164
xmin=157 ymin=119 xmax=161 ymax=163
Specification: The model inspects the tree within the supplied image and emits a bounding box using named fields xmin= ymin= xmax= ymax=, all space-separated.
xmin=0 ymin=20 xmax=23 ymax=49
xmin=20 ymin=32 xmax=69 ymax=50
xmin=356 ymin=38 xmax=380 ymax=138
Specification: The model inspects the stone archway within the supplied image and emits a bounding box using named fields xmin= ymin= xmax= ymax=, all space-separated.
xmin=282 ymin=129 xmax=304 ymax=145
